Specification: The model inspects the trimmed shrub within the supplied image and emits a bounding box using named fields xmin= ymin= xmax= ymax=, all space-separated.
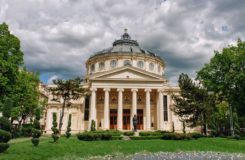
xmin=130 ymin=136 xmax=162 ymax=140
xmin=162 ymin=133 xmax=187 ymax=140
xmin=77 ymin=132 xmax=112 ymax=141
xmin=139 ymin=131 xmax=163 ymax=136
xmin=91 ymin=130 xmax=122 ymax=136
xmin=161 ymin=133 xmax=175 ymax=140
xmin=191 ymin=133 xmax=203 ymax=139
xmin=0 ymin=129 xmax=11 ymax=143
xmin=31 ymin=138 xmax=39 ymax=146
xmin=0 ymin=117 xmax=11 ymax=131
xmin=21 ymin=124 xmax=33 ymax=137
xmin=51 ymin=113 xmax=59 ymax=142
xmin=112 ymin=136 xmax=122 ymax=140
xmin=65 ymin=114 xmax=72 ymax=138
xmin=123 ymin=131 xmax=134 ymax=136
xmin=0 ymin=143 xmax=9 ymax=153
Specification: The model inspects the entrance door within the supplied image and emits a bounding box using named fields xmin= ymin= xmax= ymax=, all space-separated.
xmin=110 ymin=109 xmax=117 ymax=129
xmin=123 ymin=109 xmax=130 ymax=130
xmin=137 ymin=109 xmax=143 ymax=130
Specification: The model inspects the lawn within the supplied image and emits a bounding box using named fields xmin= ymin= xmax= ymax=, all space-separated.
xmin=0 ymin=137 xmax=245 ymax=160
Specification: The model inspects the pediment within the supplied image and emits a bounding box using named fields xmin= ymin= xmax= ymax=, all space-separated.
xmin=90 ymin=66 xmax=164 ymax=81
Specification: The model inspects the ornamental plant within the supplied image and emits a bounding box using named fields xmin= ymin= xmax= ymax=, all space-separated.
xmin=65 ymin=114 xmax=72 ymax=138
xmin=31 ymin=108 xmax=41 ymax=146
xmin=0 ymin=117 xmax=11 ymax=153
xmin=51 ymin=113 xmax=59 ymax=142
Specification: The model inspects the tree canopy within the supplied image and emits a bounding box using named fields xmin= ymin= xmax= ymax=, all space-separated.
xmin=197 ymin=39 xmax=245 ymax=118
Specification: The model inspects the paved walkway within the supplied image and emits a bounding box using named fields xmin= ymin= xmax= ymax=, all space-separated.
xmin=84 ymin=152 xmax=245 ymax=160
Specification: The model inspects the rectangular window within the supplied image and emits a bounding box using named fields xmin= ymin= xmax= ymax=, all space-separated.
xmin=84 ymin=96 xmax=90 ymax=121
xmin=163 ymin=95 xmax=168 ymax=121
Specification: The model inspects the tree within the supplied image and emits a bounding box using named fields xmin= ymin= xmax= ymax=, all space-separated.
xmin=49 ymin=78 xmax=85 ymax=134
xmin=172 ymin=73 xmax=215 ymax=135
xmin=0 ymin=23 xmax=23 ymax=108
xmin=65 ymin=114 xmax=72 ymax=138
xmin=10 ymin=69 xmax=40 ymax=128
xmin=51 ymin=113 xmax=59 ymax=142
xmin=197 ymin=39 xmax=245 ymax=130
xmin=31 ymin=108 xmax=41 ymax=146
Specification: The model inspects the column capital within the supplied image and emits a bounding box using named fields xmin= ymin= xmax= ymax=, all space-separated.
xmin=145 ymin=88 xmax=152 ymax=92
xmin=157 ymin=89 xmax=164 ymax=93
xmin=90 ymin=87 xmax=97 ymax=92
xmin=131 ymin=88 xmax=138 ymax=92
xmin=117 ymin=88 xmax=124 ymax=92
xmin=103 ymin=88 xmax=111 ymax=92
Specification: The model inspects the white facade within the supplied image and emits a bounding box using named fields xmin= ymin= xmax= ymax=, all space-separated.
xmin=43 ymin=30 xmax=199 ymax=134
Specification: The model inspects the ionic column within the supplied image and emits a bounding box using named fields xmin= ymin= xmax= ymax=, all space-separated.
xmin=145 ymin=89 xmax=151 ymax=130
xmin=117 ymin=88 xmax=124 ymax=130
xmin=158 ymin=89 xmax=164 ymax=130
xmin=131 ymin=88 xmax=138 ymax=130
xmin=89 ymin=88 xmax=97 ymax=130
xmin=103 ymin=88 xmax=110 ymax=130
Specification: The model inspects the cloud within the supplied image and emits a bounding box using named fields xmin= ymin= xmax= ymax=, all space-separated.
xmin=0 ymin=0 xmax=244 ymax=85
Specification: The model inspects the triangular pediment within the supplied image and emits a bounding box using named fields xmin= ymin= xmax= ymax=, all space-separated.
xmin=90 ymin=66 xmax=165 ymax=81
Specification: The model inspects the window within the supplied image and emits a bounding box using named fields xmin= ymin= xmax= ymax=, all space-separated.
xmin=137 ymin=61 xmax=144 ymax=68
xmin=99 ymin=62 xmax=105 ymax=70
xmin=124 ymin=60 xmax=131 ymax=66
xmin=149 ymin=63 xmax=154 ymax=71
xmin=163 ymin=95 xmax=168 ymax=121
xmin=110 ymin=60 xmax=117 ymax=68
xmin=91 ymin=64 xmax=95 ymax=72
xmin=84 ymin=96 xmax=90 ymax=121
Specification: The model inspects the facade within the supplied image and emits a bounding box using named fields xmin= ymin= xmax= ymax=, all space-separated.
xmin=44 ymin=30 xmax=198 ymax=134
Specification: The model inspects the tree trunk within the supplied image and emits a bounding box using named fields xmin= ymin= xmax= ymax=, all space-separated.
xmin=58 ymin=99 xmax=66 ymax=134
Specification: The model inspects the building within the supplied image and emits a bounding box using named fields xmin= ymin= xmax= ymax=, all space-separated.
xmin=44 ymin=30 xmax=198 ymax=134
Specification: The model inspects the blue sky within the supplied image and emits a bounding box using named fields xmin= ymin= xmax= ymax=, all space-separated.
xmin=0 ymin=0 xmax=244 ymax=85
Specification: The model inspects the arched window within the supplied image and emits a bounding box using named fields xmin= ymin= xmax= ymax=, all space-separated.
xmin=137 ymin=61 xmax=144 ymax=68
xmin=158 ymin=65 xmax=161 ymax=72
xmin=124 ymin=60 xmax=131 ymax=66
xmin=91 ymin=64 xmax=95 ymax=72
xmin=149 ymin=63 xmax=154 ymax=71
xmin=110 ymin=60 xmax=117 ymax=68
xmin=99 ymin=62 xmax=105 ymax=70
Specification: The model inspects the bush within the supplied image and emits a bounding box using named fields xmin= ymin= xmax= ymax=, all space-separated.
xmin=130 ymin=136 xmax=162 ymax=140
xmin=77 ymin=132 xmax=112 ymax=141
xmin=162 ymin=133 xmax=188 ymax=140
xmin=139 ymin=131 xmax=163 ymax=136
xmin=52 ymin=134 xmax=59 ymax=142
xmin=32 ymin=128 xmax=41 ymax=138
xmin=0 ymin=117 xmax=11 ymax=131
xmin=162 ymin=133 xmax=175 ymax=140
xmin=51 ymin=113 xmax=59 ymax=142
xmin=191 ymin=132 xmax=203 ymax=139
xmin=0 ymin=143 xmax=9 ymax=153
xmin=123 ymin=131 xmax=134 ymax=136
xmin=31 ymin=138 xmax=39 ymax=146
xmin=112 ymin=136 xmax=122 ymax=140
xmin=21 ymin=124 xmax=33 ymax=137
xmin=91 ymin=130 xmax=122 ymax=136
xmin=0 ymin=129 xmax=11 ymax=143
xmin=65 ymin=114 xmax=72 ymax=138
xmin=90 ymin=120 xmax=96 ymax=131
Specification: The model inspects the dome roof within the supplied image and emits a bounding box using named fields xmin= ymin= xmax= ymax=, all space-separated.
xmin=89 ymin=29 xmax=162 ymax=60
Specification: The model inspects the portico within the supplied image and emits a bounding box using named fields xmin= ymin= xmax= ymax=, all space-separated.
xmin=88 ymin=85 xmax=169 ymax=131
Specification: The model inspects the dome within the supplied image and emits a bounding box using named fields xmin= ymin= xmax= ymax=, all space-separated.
xmin=90 ymin=29 xmax=161 ymax=60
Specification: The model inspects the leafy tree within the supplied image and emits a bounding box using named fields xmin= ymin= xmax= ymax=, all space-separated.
xmin=0 ymin=23 xmax=23 ymax=108
xmin=65 ymin=114 xmax=72 ymax=138
xmin=31 ymin=108 xmax=41 ymax=146
xmin=51 ymin=113 xmax=59 ymax=142
xmin=10 ymin=69 xmax=40 ymax=128
xmin=49 ymin=78 xmax=85 ymax=133
xmin=172 ymin=73 xmax=215 ymax=135
xmin=197 ymin=39 xmax=245 ymax=127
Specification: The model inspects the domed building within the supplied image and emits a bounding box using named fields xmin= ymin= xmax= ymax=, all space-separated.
xmin=44 ymin=30 xmax=197 ymax=133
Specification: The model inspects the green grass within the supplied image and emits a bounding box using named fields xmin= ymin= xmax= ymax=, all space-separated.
xmin=0 ymin=137 xmax=244 ymax=160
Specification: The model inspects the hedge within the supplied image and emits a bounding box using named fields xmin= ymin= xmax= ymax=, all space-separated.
xmin=139 ymin=131 xmax=164 ymax=136
xmin=130 ymin=136 xmax=162 ymax=140
xmin=77 ymin=133 xmax=112 ymax=141
xmin=123 ymin=131 xmax=134 ymax=136
xmin=0 ymin=129 xmax=11 ymax=143
xmin=0 ymin=117 xmax=11 ymax=131
xmin=161 ymin=133 xmax=202 ymax=140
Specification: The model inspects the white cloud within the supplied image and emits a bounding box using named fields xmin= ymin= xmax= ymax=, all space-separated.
xmin=0 ymin=0 xmax=244 ymax=84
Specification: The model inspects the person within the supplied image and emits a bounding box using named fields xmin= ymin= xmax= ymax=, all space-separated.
xmin=132 ymin=114 xmax=138 ymax=132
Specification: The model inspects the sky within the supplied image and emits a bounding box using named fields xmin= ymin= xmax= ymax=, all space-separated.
xmin=0 ymin=0 xmax=244 ymax=85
